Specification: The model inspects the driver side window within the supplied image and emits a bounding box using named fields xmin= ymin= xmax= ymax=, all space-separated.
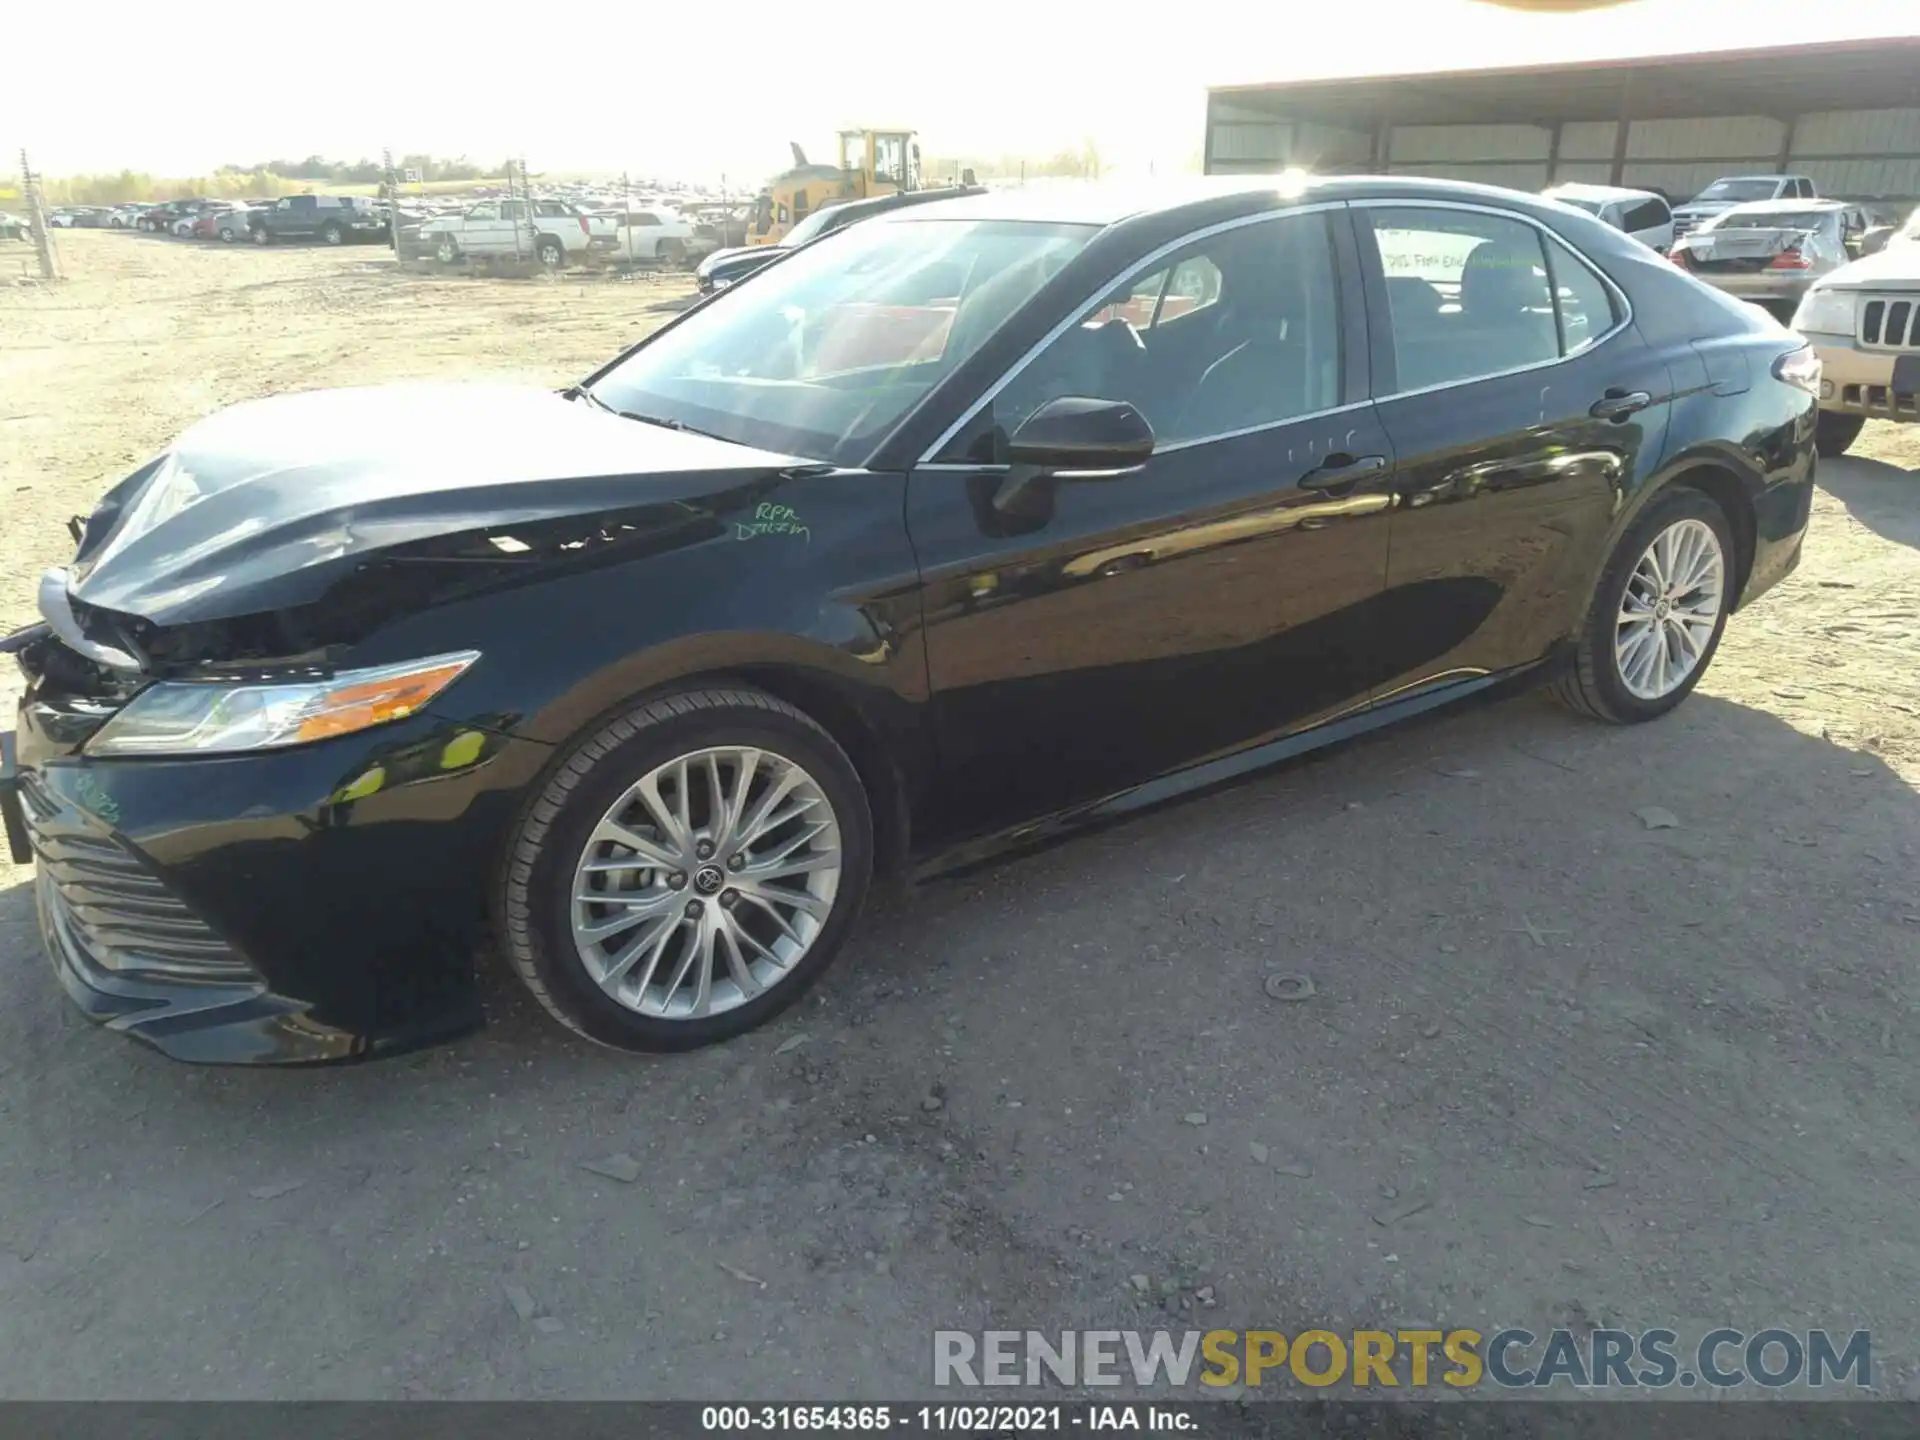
xmin=936 ymin=211 xmax=1341 ymax=463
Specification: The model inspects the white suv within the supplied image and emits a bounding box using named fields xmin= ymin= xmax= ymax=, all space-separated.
xmin=1790 ymin=240 xmax=1920 ymax=456
xmin=1543 ymin=183 xmax=1674 ymax=252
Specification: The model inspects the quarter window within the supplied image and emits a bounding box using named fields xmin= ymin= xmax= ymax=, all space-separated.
xmin=939 ymin=211 xmax=1342 ymax=461
xmin=1544 ymin=234 xmax=1618 ymax=356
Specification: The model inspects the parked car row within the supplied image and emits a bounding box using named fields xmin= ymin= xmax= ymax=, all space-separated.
xmin=413 ymin=197 xmax=721 ymax=270
xmin=42 ymin=196 xmax=393 ymax=245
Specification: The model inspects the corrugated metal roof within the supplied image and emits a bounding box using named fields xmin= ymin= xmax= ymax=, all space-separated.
xmin=1210 ymin=37 xmax=1920 ymax=126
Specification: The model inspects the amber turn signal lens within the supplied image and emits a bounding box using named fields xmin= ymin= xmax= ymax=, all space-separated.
xmin=294 ymin=659 xmax=478 ymax=742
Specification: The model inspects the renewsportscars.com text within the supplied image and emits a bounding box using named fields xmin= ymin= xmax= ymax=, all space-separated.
xmin=933 ymin=1328 xmax=1872 ymax=1391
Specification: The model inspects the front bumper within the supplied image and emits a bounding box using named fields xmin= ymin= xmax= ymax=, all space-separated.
xmin=1802 ymin=329 xmax=1920 ymax=423
xmin=8 ymin=697 xmax=555 ymax=1065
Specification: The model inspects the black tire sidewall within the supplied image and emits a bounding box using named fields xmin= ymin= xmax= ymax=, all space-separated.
xmin=537 ymin=238 xmax=564 ymax=268
xmin=513 ymin=705 xmax=873 ymax=1051
xmin=1585 ymin=487 xmax=1736 ymax=722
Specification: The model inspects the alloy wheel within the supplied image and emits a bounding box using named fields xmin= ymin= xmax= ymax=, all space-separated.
xmin=569 ymin=746 xmax=842 ymax=1021
xmin=1614 ymin=517 xmax=1725 ymax=701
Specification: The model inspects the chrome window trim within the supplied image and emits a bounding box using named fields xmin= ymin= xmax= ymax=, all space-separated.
xmin=915 ymin=200 xmax=1348 ymax=465
xmin=915 ymin=396 xmax=1377 ymax=472
xmin=1350 ymin=196 xmax=1635 ymax=402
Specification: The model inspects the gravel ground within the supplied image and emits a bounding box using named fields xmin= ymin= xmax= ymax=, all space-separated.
xmin=1 ymin=232 xmax=1917 ymax=1401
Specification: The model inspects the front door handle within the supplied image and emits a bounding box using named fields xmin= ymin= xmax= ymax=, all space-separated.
xmin=1298 ymin=453 xmax=1388 ymax=492
xmin=1590 ymin=388 xmax=1654 ymax=421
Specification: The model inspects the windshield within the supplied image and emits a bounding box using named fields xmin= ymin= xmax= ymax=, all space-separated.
xmin=1696 ymin=180 xmax=1779 ymax=204
xmin=588 ymin=217 xmax=1096 ymax=466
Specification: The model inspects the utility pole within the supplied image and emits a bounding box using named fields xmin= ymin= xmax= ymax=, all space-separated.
xmin=382 ymin=146 xmax=400 ymax=258
xmin=19 ymin=150 xmax=59 ymax=281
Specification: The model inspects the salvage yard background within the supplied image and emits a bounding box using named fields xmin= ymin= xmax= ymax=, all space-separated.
xmin=1 ymin=231 xmax=1917 ymax=1400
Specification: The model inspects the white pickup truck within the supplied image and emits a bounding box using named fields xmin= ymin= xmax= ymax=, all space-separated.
xmin=420 ymin=198 xmax=618 ymax=268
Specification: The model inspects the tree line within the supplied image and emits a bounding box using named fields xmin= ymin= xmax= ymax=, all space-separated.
xmin=42 ymin=156 xmax=506 ymax=206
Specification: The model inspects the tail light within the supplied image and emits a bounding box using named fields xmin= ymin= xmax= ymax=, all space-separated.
xmin=579 ymin=216 xmax=589 ymax=237
xmin=1669 ymin=248 xmax=1691 ymax=268
xmin=1772 ymin=343 xmax=1822 ymax=396
xmin=1768 ymin=249 xmax=1811 ymax=270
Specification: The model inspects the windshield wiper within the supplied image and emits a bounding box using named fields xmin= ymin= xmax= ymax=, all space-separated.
xmin=613 ymin=410 xmax=731 ymax=443
xmin=562 ymin=385 xmax=614 ymax=412
xmin=567 ymin=385 xmax=730 ymax=443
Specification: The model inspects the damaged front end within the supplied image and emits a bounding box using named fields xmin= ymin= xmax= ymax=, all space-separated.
xmin=6 ymin=380 xmax=817 ymax=1062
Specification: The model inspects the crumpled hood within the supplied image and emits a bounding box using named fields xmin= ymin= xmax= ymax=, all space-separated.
xmin=65 ymin=381 xmax=805 ymax=626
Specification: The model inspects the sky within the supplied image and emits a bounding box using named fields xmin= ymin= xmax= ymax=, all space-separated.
xmin=3 ymin=0 xmax=1916 ymax=184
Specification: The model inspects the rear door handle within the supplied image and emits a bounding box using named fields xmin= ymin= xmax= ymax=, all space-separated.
xmin=1590 ymin=388 xmax=1654 ymax=421
xmin=1298 ymin=453 xmax=1388 ymax=491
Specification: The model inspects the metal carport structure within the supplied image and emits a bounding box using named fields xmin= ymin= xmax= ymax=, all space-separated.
xmin=1204 ymin=36 xmax=1920 ymax=203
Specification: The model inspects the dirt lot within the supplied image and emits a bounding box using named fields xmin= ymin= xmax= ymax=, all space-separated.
xmin=2 ymin=231 xmax=1918 ymax=1403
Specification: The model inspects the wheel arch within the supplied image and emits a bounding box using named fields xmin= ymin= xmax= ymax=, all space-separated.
xmin=1664 ymin=461 xmax=1756 ymax=607
xmin=512 ymin=640 xmax=920 ymax=885
xmin=1603 ymin=448 xmax=1761 ymax=613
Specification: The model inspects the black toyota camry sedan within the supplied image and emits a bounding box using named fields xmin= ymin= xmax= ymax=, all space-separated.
xmin=2 ymin=176 xmax=1819 ymax=1065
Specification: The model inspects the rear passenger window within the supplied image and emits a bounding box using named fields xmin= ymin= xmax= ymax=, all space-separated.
xmin=1367 ymin=208 xmax=1559 ymax=392
xmin=1622 ymin=198 xmax=1670 ymax=231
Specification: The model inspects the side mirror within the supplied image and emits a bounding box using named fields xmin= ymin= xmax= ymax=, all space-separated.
xmin=1006 ymin=396 xmax=1154 ymax=475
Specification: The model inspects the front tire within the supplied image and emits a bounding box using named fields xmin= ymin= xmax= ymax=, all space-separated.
xmin=1551 ymin=485 xmax=1735 ymax=724
xmin=321 ymin=220 xmax=346 ymax=245
xmin=1815 ymin=411 xmax=1865 ymax=458
xmin=250 ymin=225 xmax=269 ymax=245
xmin=497 ymin=686 xmax=874 ymax=1053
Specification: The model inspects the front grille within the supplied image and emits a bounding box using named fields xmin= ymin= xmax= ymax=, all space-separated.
xmin=1859 ymin=296 xmax=1920 ymax=350
xmin=1840 ymin=383 xmax=1919 ymax=417
xmin=23 ymin=774 xmax=258 ymax=984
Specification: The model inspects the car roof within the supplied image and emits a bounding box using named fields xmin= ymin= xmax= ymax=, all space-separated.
xmin=868 ymin=173 xmax=1586 ymax=231
xmin=1544 ymin=182 xmax=1663 ymax=204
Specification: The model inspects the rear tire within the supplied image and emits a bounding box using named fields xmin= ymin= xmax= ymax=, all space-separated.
xmin=321 ymin=220 xmax=346 ymax=246
xmin=536 ymin=235 xmax=565 ymax=271
xmin=1815 ymin=411 xmax=1864 ymax=458
xmin=436 ymin=233 xmax=459 ymax=264
xmin=497 ymin=686 xmax=874 ymax=1053
xmin=1550 ymin=485 xmax=1735 ymax=724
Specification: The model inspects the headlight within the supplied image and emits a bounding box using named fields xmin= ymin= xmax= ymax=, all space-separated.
xmin=1791 ymin=287 xmax=1856 ymax=334
xmin=87 ymin=651 xmax=479 ymax=757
